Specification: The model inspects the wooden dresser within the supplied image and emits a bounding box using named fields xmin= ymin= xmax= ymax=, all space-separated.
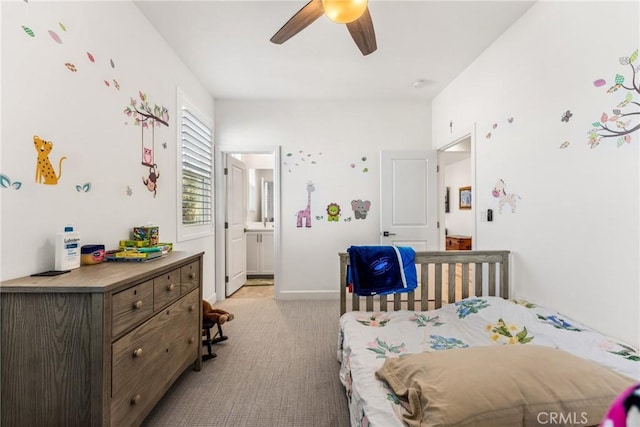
xmin=445 ymin=235 xmax=472 ymax=250
xmin=1 ymin=251 xmax=204 ymax=427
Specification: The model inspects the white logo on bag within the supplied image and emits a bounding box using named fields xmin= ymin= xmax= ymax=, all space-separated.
xmin=536 ymin=412 xmax=588 ymax=425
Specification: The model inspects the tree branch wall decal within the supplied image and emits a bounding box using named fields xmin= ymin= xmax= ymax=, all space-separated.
xmin=588 ymin=49 xmax=639 ymax=148
xmin=123 ymin=91 xmax=169 ymax=165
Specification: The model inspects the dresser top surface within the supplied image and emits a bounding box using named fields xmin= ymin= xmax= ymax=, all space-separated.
xmin=0 ymin=251 xmax=204 ymax=293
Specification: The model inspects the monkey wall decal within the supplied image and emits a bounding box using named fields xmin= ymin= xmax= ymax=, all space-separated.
xmin=142 ymin=164 xmax=159 ymax=198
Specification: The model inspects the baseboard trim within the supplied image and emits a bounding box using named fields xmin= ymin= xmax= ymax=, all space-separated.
xmin=277 ymin=290 xmax=339 ymax=300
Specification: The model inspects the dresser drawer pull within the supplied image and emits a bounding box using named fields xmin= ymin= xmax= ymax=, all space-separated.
xmin=133 ymin=348 xmax=143 ymax=358
xmin=188 ymin=337 xmax=195 ymax=344
xmin=131 ymin=394 xmax=141 ymax=405
xmin=132 ymin=300 xmax=143 ymax=309
xmin=189 ymin=304 xmax=196 ymax=312
xmin=188 ymin=273 xmax=195 ymax=280
xmin=166 ymin=283 xmax=175 ymax=291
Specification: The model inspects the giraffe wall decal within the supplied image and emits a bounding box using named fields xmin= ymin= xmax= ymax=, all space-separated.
xmin=296 ymin=181 xmax=315 ymax=228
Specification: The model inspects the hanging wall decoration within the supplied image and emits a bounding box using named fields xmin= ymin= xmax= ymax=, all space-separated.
xmin=105 ymin=60 xmax=120 ymax=91
xmin=326 ymin=203 xmax=341 ymax=222
xmin=283 ymin=150 xmax=321 ymax=173
xmin=0 ymin=174 xmax=22 ymax=190
xmin=491 ymin=179 xmax=521 ymax=214
xmin=22 ymin=26 xmax=35 ymax=37
xmin=350 ymin=155 xmax=369 ymax=173
xmin=124 ymin=91 xmax=169 ymax=166
xmin=21 ymin=14 xmax=123 ymax=93
xmin=33 ymin=135 xmax=66 ymax=185
xmin=351 ymin=199 xmax=371 ymax=219
xmin=142 ymin=164 xmax=159 ymax=198
xmin=485 ymin=116 xmax=516 ymax=140
xmin=296 ymin=181 xmax=315 ymax=228
xmin=48 ymin=29 xmax=63 ymax=44
xmin=588 ymin=49 xmax=639 ymax=148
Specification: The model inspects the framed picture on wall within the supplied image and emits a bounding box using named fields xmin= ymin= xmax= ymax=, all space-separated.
xmin=459 ymin=186 xmax=472 ymax=210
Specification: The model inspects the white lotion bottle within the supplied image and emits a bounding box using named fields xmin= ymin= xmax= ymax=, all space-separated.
xmin=54 ymin=226 xmax=81 ymax=271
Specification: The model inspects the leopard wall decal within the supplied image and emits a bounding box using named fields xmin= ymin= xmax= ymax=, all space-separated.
xmin=33 ymin=135 xmax=66 ymax=185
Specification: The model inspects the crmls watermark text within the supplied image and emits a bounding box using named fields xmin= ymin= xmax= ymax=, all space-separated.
xmin=537 ymin=412 xmax=589 ymax=425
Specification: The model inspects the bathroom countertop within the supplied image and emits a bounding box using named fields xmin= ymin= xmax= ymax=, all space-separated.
xmin=246 ymin=222 xmax=274 ymax=231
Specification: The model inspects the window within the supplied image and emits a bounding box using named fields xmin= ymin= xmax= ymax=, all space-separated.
xmin=177 ymin=91 xmax=213 ymax=241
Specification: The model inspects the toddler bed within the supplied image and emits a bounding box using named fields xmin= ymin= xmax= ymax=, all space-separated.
xmin=337 ymin=250 xmax=639 ymax=427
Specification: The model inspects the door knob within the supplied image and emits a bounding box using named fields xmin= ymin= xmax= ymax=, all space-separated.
xmin=382 ymin=231 xmax=396 ymax=237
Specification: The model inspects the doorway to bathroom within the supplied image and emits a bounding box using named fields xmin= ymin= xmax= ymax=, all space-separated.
xmin=215 ymin=146 xmax=280 ymax=301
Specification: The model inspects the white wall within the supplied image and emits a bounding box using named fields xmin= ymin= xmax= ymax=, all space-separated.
xmin=215 ymin=100 xmax=431 ymax=298
xmin=444 ymin=157 xmax=473 ymax=237
xmin=1 ymin=1 xmax=217 ymax=300
xmin=432 ymin=1 xmax=639 ymax=347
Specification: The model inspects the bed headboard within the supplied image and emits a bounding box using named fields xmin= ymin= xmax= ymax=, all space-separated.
xmin=338 ymin=250 xmax=510 ymax=315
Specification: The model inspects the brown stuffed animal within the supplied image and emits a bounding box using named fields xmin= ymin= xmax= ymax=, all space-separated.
xmin=202 ymin=300 xmax=235 ymax=325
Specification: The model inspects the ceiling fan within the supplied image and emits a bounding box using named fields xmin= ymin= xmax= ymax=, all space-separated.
xmin=270 ymin=0 xmax=377 ymax=56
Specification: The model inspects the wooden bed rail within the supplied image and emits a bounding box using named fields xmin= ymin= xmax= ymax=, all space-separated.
xmin=339 ymin=250 xmax=510 ymax=315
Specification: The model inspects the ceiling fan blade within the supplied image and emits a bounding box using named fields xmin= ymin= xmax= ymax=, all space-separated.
xmin=345 ymin=8 xmax=377 ymax=56
xmin=270 ymin=0 xmax=325 ymax=45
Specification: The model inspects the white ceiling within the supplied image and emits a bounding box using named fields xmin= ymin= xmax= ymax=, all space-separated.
xmin=134 ymin=0 xmax=535 ymax=101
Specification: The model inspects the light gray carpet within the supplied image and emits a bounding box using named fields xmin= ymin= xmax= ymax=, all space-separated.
xmin=142 ymin=297 xmax=351 ymax=427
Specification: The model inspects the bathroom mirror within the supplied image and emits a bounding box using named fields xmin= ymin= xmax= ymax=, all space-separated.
xmin=262 ymin=178 xmax=274 ymax=223
xmin=247 ymin=168 xmax=273 ymax=223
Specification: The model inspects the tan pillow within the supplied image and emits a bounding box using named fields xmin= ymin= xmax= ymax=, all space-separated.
xmin=375 ymin=345 xmax=635 ymax=427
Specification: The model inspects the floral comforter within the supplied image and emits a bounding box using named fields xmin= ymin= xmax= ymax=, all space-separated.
xmin=337 ymin=296 xmax=640 ymax=427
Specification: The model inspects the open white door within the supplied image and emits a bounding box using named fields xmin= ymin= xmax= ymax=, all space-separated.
xmin=225 ymin=155 xmax=247 ymax=296
xmin=380 ymin=150 xmax=438 ymax=251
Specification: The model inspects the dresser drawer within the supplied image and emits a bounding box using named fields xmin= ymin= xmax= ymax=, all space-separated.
xmin=111 ymin=289 xmax=200 ymax=427
xmin=110 ymin=335 xmax=199 ymax=427
xmin=153 ymin=269 xmax=181 ymax=310
xmin=111 ymin=311 xmax=175 ymax=397
xmin=180 ymin=261 xmax=200 ymax=294
xmin=112 ymin=280 xmax=154 ymax=337
xmin=111 ymin=289 xmax=199 ymax=397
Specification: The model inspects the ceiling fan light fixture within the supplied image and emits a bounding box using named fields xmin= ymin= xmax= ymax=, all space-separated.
xmin=322 ymin=0 xmax=368 ymax=24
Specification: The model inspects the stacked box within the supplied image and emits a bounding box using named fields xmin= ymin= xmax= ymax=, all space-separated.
xmin=132 ymin=226 xmax=159 ymax=246
xmin=119 ymin=239 xmax=150 ymax=248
